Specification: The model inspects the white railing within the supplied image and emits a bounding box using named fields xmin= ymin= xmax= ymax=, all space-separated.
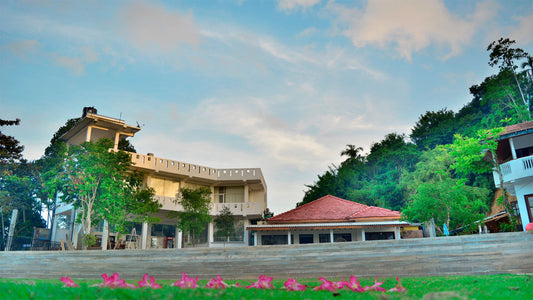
xmin=154 ymin=195 xmax=264 ymax=216
xmin=493 ymin=155 xmax=533 ymax=187
xmin=211 ymin=202 xmax=265 ymax=216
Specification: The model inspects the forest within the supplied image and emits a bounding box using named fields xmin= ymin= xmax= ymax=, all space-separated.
xmin=299 ymin=38 xmax=533 ymax=234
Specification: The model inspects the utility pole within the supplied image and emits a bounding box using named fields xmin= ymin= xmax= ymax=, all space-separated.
xmin=5 ymin=209 xmax=18 ymax=251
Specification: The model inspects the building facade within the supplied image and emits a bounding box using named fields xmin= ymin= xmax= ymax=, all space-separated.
xmin=247 ymin=195 xmax=409 ymax=246
xmin=492 ymin=121 xmax=533 ymax=231
xmin=51 ymin=108 xmax=268 ymax=249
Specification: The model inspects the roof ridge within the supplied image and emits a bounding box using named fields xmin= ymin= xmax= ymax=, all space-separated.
xmin=268 ymin=194 xmax=334 ymax=220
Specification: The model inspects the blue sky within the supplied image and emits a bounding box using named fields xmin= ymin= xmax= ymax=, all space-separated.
xmin=1 ymin=0 xmax=532 ymax=214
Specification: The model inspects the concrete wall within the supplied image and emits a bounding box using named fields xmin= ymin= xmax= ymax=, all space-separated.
xmin=1 ymin=232 xmax=531 ymax=280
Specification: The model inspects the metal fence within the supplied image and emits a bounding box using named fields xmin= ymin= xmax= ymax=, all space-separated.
xmin=3 ymin=237 xmax=61 ymax=251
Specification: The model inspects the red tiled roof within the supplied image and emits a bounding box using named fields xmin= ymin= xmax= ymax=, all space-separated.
xmin=267 ymin=195 xmax=401 ymax=224
xmin=501 ymin=121 xmax=533 ymax=137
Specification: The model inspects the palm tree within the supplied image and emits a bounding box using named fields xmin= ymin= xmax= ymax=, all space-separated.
xmin=341 ymin=144 xmax=364 ymax=161
xmin=521 ymin=55 xmax=533 ymax=83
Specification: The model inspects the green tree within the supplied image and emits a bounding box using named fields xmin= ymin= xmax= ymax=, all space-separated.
xmin=410 ymin=109 xmax=456 ymax=150
xmin=175 ymin=187 xmax=212 ymax=247
xmin=401 ymin=147 xmax=489 ymax=233
xmin=448 ymin=127 xmax=517 ymax=230
xmin=214 ymin=206 xmax=235 ymax=244
xmin=43 ymin=138 xmax=157 ymax=248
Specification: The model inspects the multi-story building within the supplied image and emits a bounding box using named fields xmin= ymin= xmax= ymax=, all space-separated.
xmin=492 ymin=121 xmax=533 ymax=231
xmin=51 ymin=107 xmax=268 ymax=249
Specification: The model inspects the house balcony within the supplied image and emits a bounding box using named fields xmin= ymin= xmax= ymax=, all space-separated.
xmin=493 ymin=155 xmax=533 ymax=190
xmin=154 ymin=195 xmax=265 ymax=217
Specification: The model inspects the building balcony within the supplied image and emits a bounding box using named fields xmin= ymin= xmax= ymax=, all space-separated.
xmin=154 ymin=195 xmax=265 ymax=217
xmin=493 ymin=155 xmax=533 ymax=188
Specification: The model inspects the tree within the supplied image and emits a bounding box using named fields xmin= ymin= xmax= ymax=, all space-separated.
xmin=341 ymin=145 xmax=364 ymax=161
xmin=401 ymin=147 xmax=489 ymax=233
xmin=175 ymin=187 xmax=212 ymax=247
xmin=44 ymin=138 xmax=156 ymax=248
xmin=214 ymin=206 xmax=235 ymax=244
xmin=410 ymin=109 xmax=456 ymax=150
xmin=487 ymin=38 xmax=531 ymax=117
xmin=0 ymin=118 xmax=24 ymax=164
xmin=448 ymin=127 xmax=517 ymax=230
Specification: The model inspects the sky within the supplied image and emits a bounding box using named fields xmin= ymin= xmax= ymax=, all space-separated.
xmin=1 ymin=0 xmax=533 ymax=215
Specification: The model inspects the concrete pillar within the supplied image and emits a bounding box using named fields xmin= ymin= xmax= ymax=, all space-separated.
xmin=101 ymin=220 xmax=109 ymax=250
xmin=254 ymin=231 xmax=258 ymax=246
xmin=85 ymin=126 xmax=93 ymax=142
xmin=287 ymin=231 xmax=292 ymax=245
xmin=243 ymin=220 xmax=249 ymax=246
xmin=51 ymin=213 xmax=59 ymax=242
xmin=361 ymin=229 xmax=366 ymax=241
xmin=176 ymin=229 xmax=182 ymax=249
xmin=208 ymin=222 xmax=214 ymax=247
xmin=141 ymin=222 xmax=149 ymax=249
xmin=113 ymin=132 xmax=120 ymax=151
xmin=395 ymin=227 xmax=401 ymax=240
xmin=330 ymin=229 xmax=334 ymax=243
xmin=244 ymin=184 xmax=249 ymax=217
xmin=510 ymin=137 xmax=517 ymax=159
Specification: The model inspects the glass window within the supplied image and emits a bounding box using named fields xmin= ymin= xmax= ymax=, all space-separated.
xmin=56 ymin=214 xmax=71 ymax=230
xmin=319 ymin=234 xmax=330 ymax=243
xmin=333 ymin=233 xmax=352 ymax=242
xmin=365 ymin=232 xmax=395 ymax=240
xmin=261 ymin=234 xmax=288 ymax=245
xmin=299 ymin=234 xmax=314 ymax=244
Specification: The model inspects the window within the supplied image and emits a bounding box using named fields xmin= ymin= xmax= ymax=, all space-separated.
xmin=365 ymin=232 xmax=395 ymax=240
xmin=319 ymin=234 xmax=330 ymax=243
xmin=299 ymin=234 xmax=314 ymax=244
xmin=56 ymin=214 xmax=71 ymax=230
xmin=261 ymin=235 xmax=288 ymax=245
xmin=216 ymin=186 xmax=244 ymax=203
xmin=214 ymin=220 xmax=244 ymax=242
xmin=333 ymin=233 xmax=352 ymax=242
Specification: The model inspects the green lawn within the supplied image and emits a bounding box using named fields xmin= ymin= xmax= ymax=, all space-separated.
xmin=1 ymin=274 xmax=531 ymax=299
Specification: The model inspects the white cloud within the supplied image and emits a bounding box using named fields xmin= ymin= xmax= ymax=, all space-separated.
xmin=278 ymin=0 xmax=321 ymax=11
xmin=52 ymin=54 xmax=84 ymax=74
xmin=333 ymin=0 xmax=496 ymax=61
xmin=508 ymin=14 xmax=533 ymax=44
xmin=118 ymin=1 xmax=200 ymax=53
xmin=4 ymin=39 xmax=40 ymax=58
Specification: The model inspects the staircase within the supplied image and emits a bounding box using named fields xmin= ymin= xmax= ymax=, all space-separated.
xmin=1 ymin=232 xmax=531 ymax=280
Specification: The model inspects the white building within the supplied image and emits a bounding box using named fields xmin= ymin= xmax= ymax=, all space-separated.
xmin=51 ymin=107 xmax=268 ymax=249
xmin=492 ymin=121 xmax=533 ymax=231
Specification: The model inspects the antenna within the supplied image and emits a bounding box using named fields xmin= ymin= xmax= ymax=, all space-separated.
xmin=119 ymin=112 xmax=123 ymax=121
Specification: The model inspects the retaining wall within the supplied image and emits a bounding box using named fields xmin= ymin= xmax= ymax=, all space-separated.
xmin=0 ymin=232 xmax=532 ymax=280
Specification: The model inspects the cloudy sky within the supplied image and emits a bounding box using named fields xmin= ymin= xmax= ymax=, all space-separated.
xmin=1 ymin=0 xmax=532 ymax=214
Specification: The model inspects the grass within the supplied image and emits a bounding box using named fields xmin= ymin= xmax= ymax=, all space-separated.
xmin=0 ymin=274 xmax=532 ymax=299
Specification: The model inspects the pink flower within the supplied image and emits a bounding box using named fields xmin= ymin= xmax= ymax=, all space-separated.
xmin=246 ymin=275 xmax=274 ymax=289
xmin=60 ymin=276 xmax=79 ymax=287
xmin=92 ymin=273 xmax=136 ymax=288
xmin=138 ymin=273 xmax=162 ymax=289
xmin=333 ymin=278 xmax=347 ymax=290
xmin=206 ymin=275 xmax=229 ymax=290
xmin=284 ymin=278 xmax=306 ymax=291
xmin=387 ymin=277 xmax=407 ymax=293
xmin=344 ymin=276 xmax=364 ymax=292
xmin=313 ymin=277 xmax=337 ymax=292
xmin=363 ymin=276 xmax=386 ymax=292
xmin=172 ymin=272 xmax=199 ymax=289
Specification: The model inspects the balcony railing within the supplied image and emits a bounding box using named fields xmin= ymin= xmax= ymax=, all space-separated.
xmin=493 ymin=155 xmax=533 ymax=186
xmin=154 ymin=195 xmax=264 ymax=216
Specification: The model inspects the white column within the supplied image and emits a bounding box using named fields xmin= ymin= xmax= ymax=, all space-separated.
xmin=208 ymin=222 xmax=214 ymax=247
xmin=395 ymin=227 xmax=401 ymax=240
xmin=51 ymin=214 xmax=59 ymax=242
xmin=113 ymin=132 xmax=120 ymax=151
xmin=101 ymin=220 xmax=109 ymax=250
xmin=141 ymin=222 xmax=149 ymax=249
xmin=176 ymin=228 xmax=182 ymax=249
xmin=243 ymin=220 xmax=249 ymax=246
xmin=254 ymin=232 xmax=258 ymax=246
xmin=361 ymin=229 xmax=366 ymax=241
xmin=287 ymin=231 xmax=292 ymax=245
xmin=85 ymin=126 xmax=93 ymax=142
xmin=244 ymin=184 xmax=249 ymax=217
xmin=510 ymin=137 xmax=517 ymax=159
xmin=330 ymin=229 xmax=334 ymax=243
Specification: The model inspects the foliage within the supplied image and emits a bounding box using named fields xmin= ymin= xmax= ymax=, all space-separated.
xmin=82 ymin=233 xmax=97 ymax=248
xmin=43 ymin=138 xmax=159 ymax=248
xmin=213 ymin=206 xmax=235 ymax=243
xmin=410 ymin=109 xmax=456 ymax=150
xmin=175 ymin=187 xmax=212 ymax=246
xmin=401 ymin=147 xmax=489 ymax=233
xmin=0 ymin=118 xmax=24 ymax=164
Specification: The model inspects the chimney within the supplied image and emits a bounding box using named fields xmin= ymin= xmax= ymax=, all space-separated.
xmin=82 ymin=107 xmax=98 ymax=118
